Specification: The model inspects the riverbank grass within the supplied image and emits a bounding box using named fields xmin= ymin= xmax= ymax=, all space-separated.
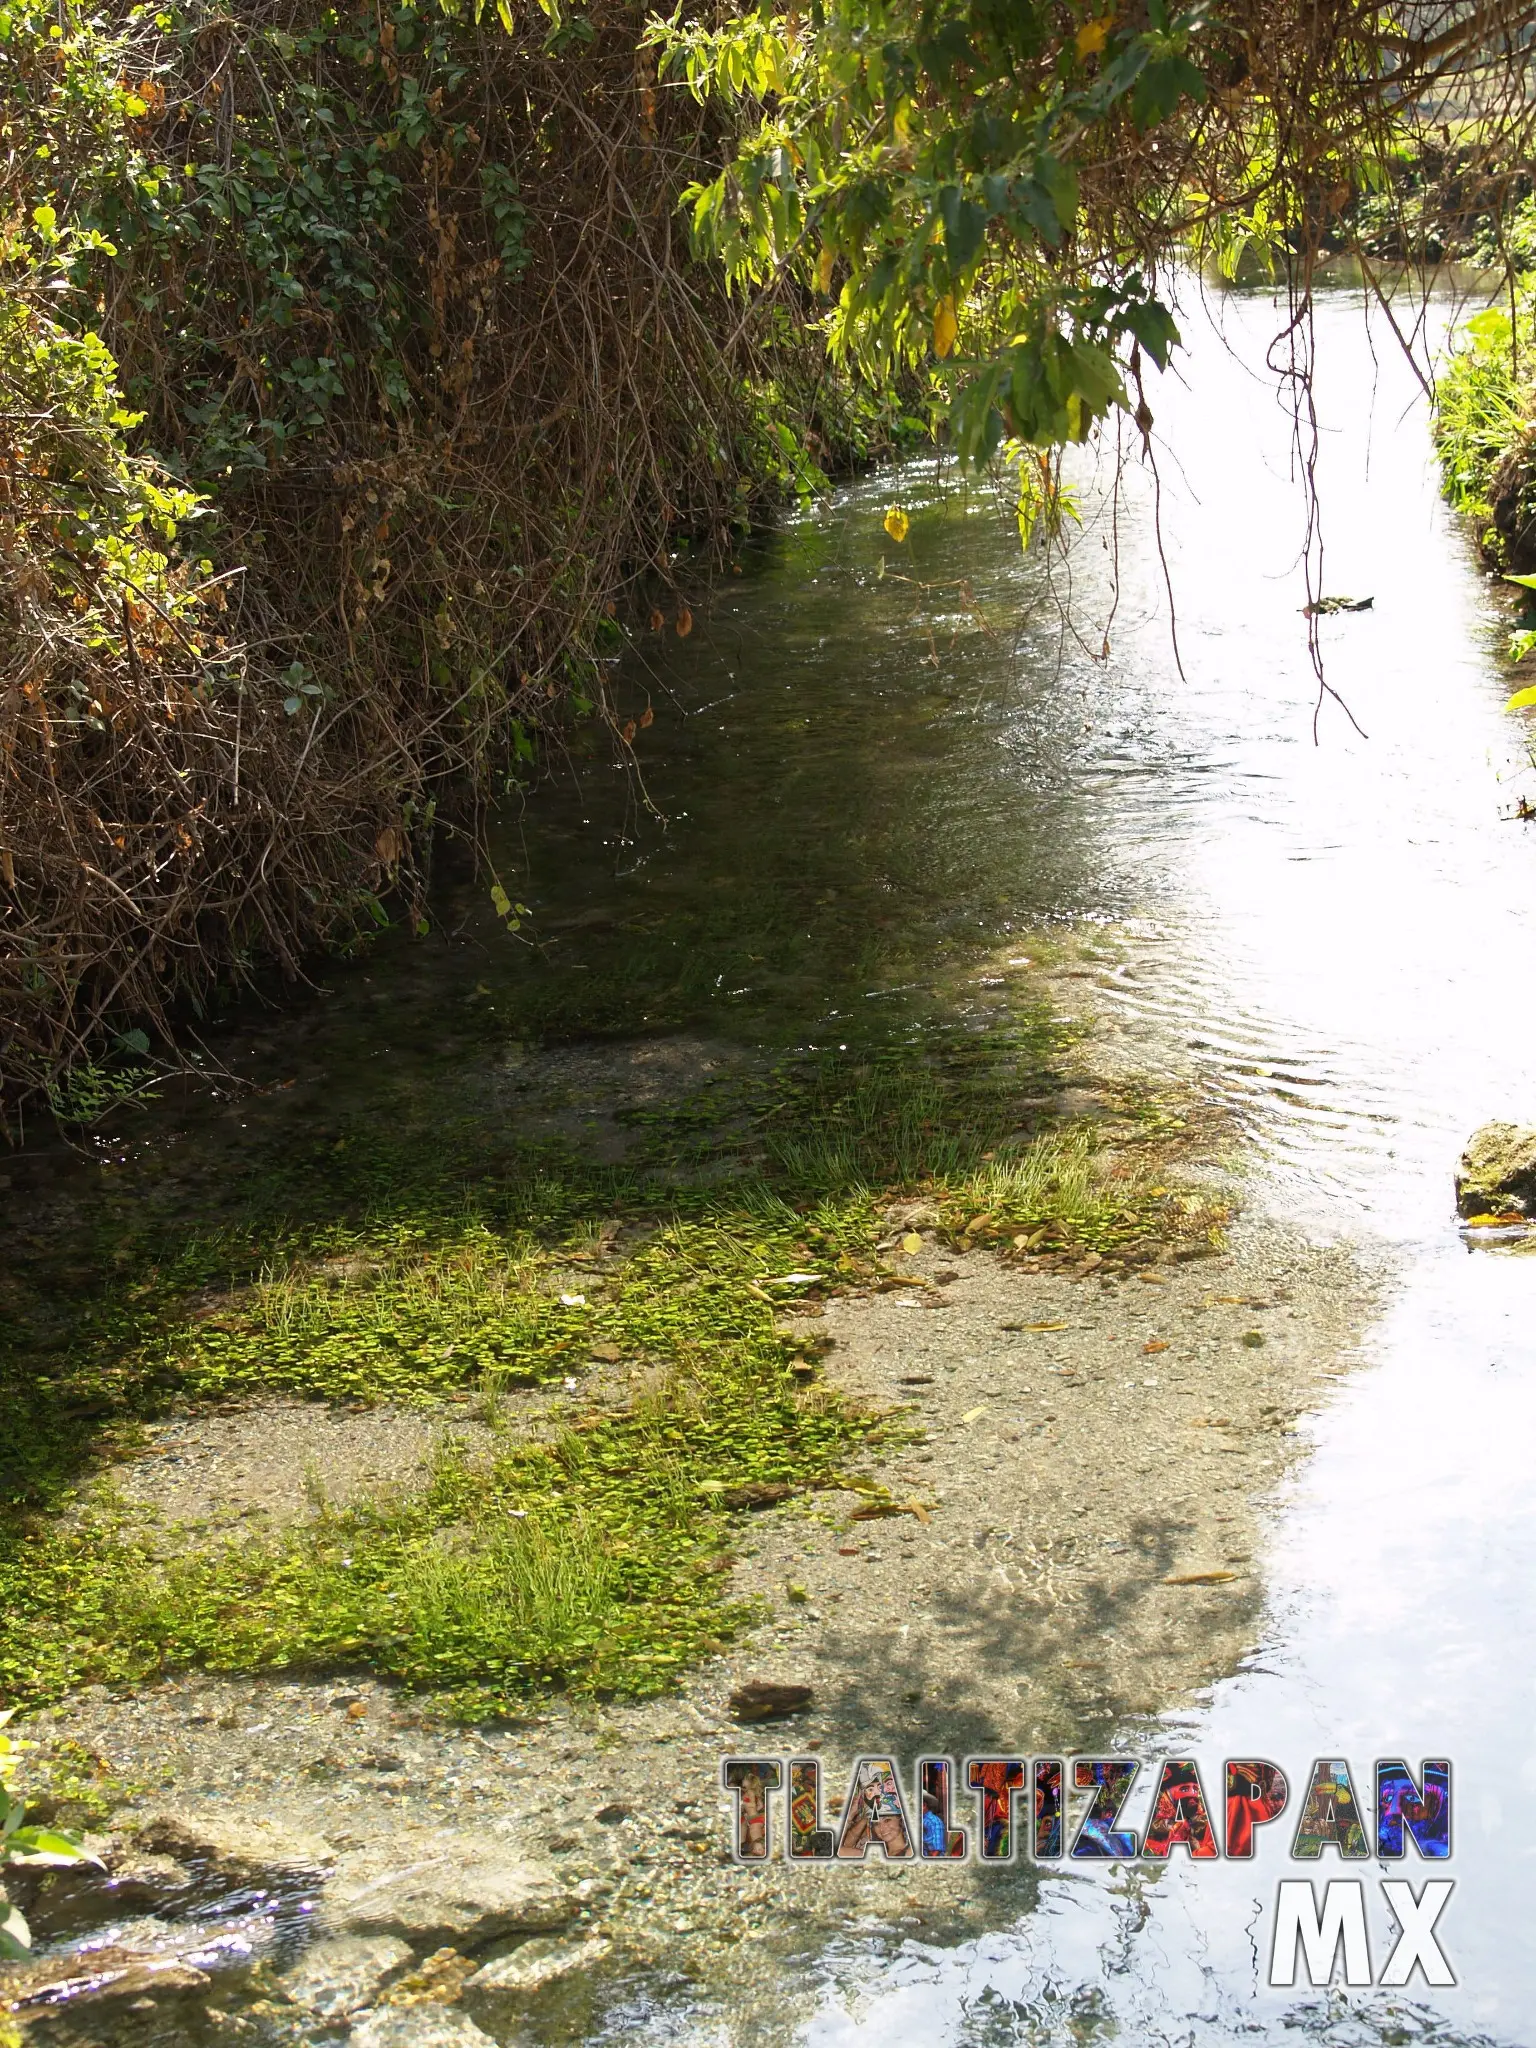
xmin=0 ymin=1048 xmax=1223 ymax=1718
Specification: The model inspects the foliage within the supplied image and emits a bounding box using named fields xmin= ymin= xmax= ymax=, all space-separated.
xmin=0 ymin=0 xmax=906 ymax=1112
xmin=653 ymin=0 xmax=1536 ymax=501
xmin=1433 ymin=298 xmax=1536 ymax=576
xmin=0 ymin=1029 xmax=1219 ymax=1716
xmin=0 ymin=1710 xmax=92 ymax=1960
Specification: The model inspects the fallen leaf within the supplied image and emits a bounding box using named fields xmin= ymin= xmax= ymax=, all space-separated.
xmin=1004 ymin=1320 xmax=1068 ymax=1332
xmin=588 ymin=1343 xmax=623 ymax=1363
xmin=850 ymin=1500 xmax=931 ymax=1524
xmin=900 ymin=1231 xmax=923 ymax=1254
xmin=1464 ymin=1212 xmax=1526 ymax=1227
xmin=1164 ymin=1570 xmax=1239 ymax=1585
xmin=1143 ymin=1339 xmax=1169 ymax=1354
xmin=961 ymin=1403 xmax=989 ymax=1423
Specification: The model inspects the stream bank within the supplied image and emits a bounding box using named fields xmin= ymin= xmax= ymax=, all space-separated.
xmin=0 ymin=925 xmax=1377 ymax=2044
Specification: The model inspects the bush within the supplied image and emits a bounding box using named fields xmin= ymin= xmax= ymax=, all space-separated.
xmin=1434 ymin=300 xmax=1536 ymax=569
xmin=0 ymin=0 xmax=883 ymax=1112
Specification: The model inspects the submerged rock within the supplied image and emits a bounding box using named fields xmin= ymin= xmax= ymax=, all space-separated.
xmin=327 ymin=1834 xmax=575 ymax=1947
xmin=277 ymin=1934 xmax=413 ymax=2020
xmin=2 ymin=1922 xmax=224 ymax=2013
xmin=466 ymin=1933 xmax=611 ymax=1998
xmin=351 ymin=2007 xmax=497 ymax=2048
xmin=7 ymin=1847 xmax=191 ymax=1938
xmin=1455 ymin=1122 xmax=1536 ymax=1217
xmin=132 ymin=1809 xmax=336 ymax=1886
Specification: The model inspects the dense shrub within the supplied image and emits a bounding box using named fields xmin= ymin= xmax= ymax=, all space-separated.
xmin=0 ymin=0 xmax=890 ymax=1111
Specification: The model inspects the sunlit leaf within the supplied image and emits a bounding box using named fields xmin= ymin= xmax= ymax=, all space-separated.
xmin=933 ymin=296 xmax=958 ymax=358
xmin=1505 ymin=685 xmax=1536 ymax=711
xmin=1075 ymin=17 xmax=1111 ymax=57
xmin=883 ymin=506 xmax=910 ymax=542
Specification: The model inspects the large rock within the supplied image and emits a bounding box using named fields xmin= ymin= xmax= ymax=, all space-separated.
xmin=350 ymin=2008 xmax=496 ymax=2048
xmin=3 ymin=1923 xmax=211 ymax=2014
xmin=132 ymin=1810 xmax=336 ymax=1886
xmin=327 ymin=1834 xmax=575 ymax=1949
xmin=6 ymin=1847 xmax=190 ymax=1939
xmin=1455 ymin=1122 xmax=1536 ymax=1217
xmin=277 ymin=1935 xmax=413 ymax=2020
xmin=466 ymin=1933 xmax=610 ymax=1999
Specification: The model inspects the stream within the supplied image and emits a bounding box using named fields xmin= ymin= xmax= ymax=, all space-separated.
xmin=14 ymin=276 xmax=1536 ymax=2046
xmin=497 ymin=275 xmax=1536 ymax=2046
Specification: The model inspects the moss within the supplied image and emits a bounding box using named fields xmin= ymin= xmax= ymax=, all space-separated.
xmin=0 ymin=1031 xmax=1219 ymax=1718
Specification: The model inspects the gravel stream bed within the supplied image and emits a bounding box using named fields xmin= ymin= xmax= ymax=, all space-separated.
xmin=4 ymin=1216 xmax=1375 ymax=2047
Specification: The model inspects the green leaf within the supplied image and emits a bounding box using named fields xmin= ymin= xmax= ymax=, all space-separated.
xmin=938 ymin=188 xmax=986 ymax=273
xmin=7 ymin=1828 xmax=95 ymax=1863
xmin=1131 ymin=53 xmax=1206 ymax=130
xmin=0 ymin=1900 xmax=30 ymax=1959
xmin=1503 ymin=573 xmax=1536 ymax=592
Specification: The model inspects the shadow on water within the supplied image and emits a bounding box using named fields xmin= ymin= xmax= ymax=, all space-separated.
xmin=10 ymin=274 xmax=1536 ymax=2044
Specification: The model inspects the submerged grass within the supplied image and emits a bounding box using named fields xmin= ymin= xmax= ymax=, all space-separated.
xmin=0 ymin=1029 xmax=1222 ymax=1717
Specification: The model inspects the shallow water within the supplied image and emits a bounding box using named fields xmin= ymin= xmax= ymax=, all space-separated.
xmin=632 ymin=290 xmax=1536 ymax=2043
xmin=510 ymin=279 xmax=1536 ymax=2045
xmin=15 ymin=276 xmax=1536 ymax=2044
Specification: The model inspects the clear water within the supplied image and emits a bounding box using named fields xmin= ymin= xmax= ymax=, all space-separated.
xmin=18 ymin=277 xmax=1536 ymax=2044
xmin=656 ymin=285 xmax=1536 ymax=2045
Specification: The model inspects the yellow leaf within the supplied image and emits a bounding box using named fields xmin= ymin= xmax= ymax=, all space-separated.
xmin=883 ymin=506 xmax=910 ymax=543
xmin=1164 ymin=1570 xmax=1238 ymax=1586
xmin=1075 ymin=16 xmax=1111 ymax=57
xmin=1505 ymin=684 xmax=1536 ymax=711
xmin=933 ymin=295 xmax=958 ymax=358
xmin=961 ymin=1403 xmax=989 ymax=1424
xmin=900 ymin=1231 xmax=923 ymax=1254
xmin=816 ymin=244 xmax=834 ymax=295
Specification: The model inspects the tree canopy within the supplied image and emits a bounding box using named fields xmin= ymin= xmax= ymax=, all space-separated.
xmin=654 ymin=0 xmax=1536 ymax=479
